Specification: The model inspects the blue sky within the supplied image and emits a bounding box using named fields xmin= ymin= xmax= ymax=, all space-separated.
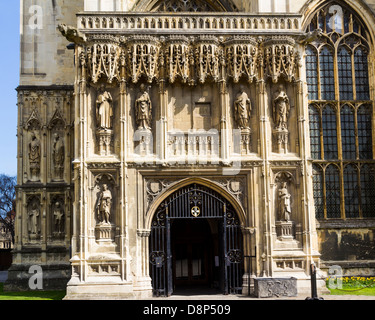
xmin=0 ymin=0 xmax=19 ymax=176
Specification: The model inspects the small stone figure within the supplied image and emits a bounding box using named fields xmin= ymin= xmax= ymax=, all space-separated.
xmin=96 ymin=85 xmax=113 ymax=130
xmin=234 ymin=86 xmax=252 ymax=130
xmin=273 ymin=84 xmax=290 ymax=131
xmin=97 ymin=184 xmax=112 ymax=225
xmin=135 ymin=84 xmax=152 ymax=130
xmin=53 ymin=201 xmax=64 ymax=233
xmin=52 ymin=133 xmax=64 ymax=179
xmin=278 ymin=182 xmax=292 ymax=221
xmin=29 ymin=133 xmax=40 ymax=180
xmin=28 ymin=203 xmax=40 ymax=235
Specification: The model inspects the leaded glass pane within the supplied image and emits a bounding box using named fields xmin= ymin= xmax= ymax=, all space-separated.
xmin=325 ymin=165 xmax=341 ymax=219
xmin=360 ymin=164 xmax=375 ymax=218
xmin=354 ymin=48 xmax=370 ymax=100
xmin=338 ymin=48 xmax=353 ymax=100
xmin=312 ymin=165 xmax=324 ymax=219
xmin=357 ymin=105 xmax=373 ymax=159
xmin=341 ymin=105 xmax=356 ymax=159
xmin=323 ymin=106 xmax=338 ymax=159
xmin=309 ymin=105 xmax=321 ymax=159
xmin=344 ymin=164 xmax=360 ymax=218
xmin=320 ymin=47 xmax=335 ymax=100
xmin=306 ymin=46 xmax=319 ymax=100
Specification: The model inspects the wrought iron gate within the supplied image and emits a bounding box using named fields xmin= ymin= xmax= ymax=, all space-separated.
xmin=149 ymin=183 xmax=244 ymax=296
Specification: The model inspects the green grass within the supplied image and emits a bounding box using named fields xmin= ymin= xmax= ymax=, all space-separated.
xmin=0 ymin=283 xmax=66 ymax=300
xmin=326 ymin=276 xmax=375 ymax=296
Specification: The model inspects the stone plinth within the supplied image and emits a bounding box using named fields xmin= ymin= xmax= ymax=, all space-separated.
xmin=254 ymin=277 xmax=297 ymax=298
xmin=95 ymin=223 xmax=114 ymax=244
xmin=273 ymin=128 xmax=289 ymax=154
xmin=276 ymin=220 xmax=295 ymax=241
xmin=96 ymin=129 xmax=113 ymax=156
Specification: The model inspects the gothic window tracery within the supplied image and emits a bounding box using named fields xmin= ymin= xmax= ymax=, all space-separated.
xmin=307 ymin=1 xmax=375 ymax=219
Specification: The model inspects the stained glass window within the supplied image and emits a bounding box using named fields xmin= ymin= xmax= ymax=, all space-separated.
xmin=322 ymin=106 xmax=338 ymax=159
xmin=357 ymin=105 xmax=373 ymax=159
xmin=320 ymin=47 xmax=335 ymax=100
xmin=306 ymin=46 xmax=319 ymax=100
xmin=309 ymin=105 xmax=321 ymax=159
xmin=360 ymin=164 xmax=375 ymax=218
xmin=355 ymin=48 xmax=370 ymax=100
xmin=312 ymin=165 xmax=324 ymax=219
xmin=306 ymin=2 xmax=374 ymax=220
xmin=338 ymin=48 xmax=353 ymax=100
xmin=325 ymin=165 xmax=341 ymax=218
xmin=344 ymin=164 xmax=360 ymax=218
xmin=341 ymin=105 xmax=356 ymax=159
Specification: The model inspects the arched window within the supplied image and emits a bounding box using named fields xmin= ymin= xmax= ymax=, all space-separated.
xmin=309 ymin=105 xmax=321 ymax=159
xmin=357 ymin=105 xmax=373 ymax=159
xmin=312 ymin=164 xmax=324 ymax=219
xmin=325 ymin=165 xmax=341 ymax=219
xmin=306 ymin=2 xmax=375 ymax=219
xmin=319 ymin=47 xmax=335 ymax=100
xmin=354 ymin=48 xmax=370 ymax=100
xmin=306 ymin=46 xmax=319 ymax=100
xmin=360 ymin=164 xmax=375 ymax=218
xmin=322 ymin=106 xmax=338 ymax=160
xmin=344 ymin=164 xmax=360 ymax=218
xmin=338 ymin=47 xmax=353 ymax=100
xmin=341 ymin=105 xmax=356 ymax=159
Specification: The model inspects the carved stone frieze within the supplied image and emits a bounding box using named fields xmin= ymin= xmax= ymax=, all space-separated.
xmin=263 ymin=36 xmax=300 ymax=83
xmin=145 ymin=176 xmax=247 ymax=211
xmin=126 ymin=35 xmax=161 ymax=84
xmin=225 ymin=36 xmax=259 ymax=83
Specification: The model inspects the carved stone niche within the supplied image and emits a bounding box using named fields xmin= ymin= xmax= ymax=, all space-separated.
xmin=24 ymin=109 xmax=42 ymax=182
xmin=26 ymin=195 xmax=41 ymax=242
xmin=48 ymin=107 xmax=66 ymax=181
xmin=274 ymin=172 xmax=295 ymax=241
xmin=93 ymin=173 xmax=116 ymax=244
xmin=94 ymin=85 xmax=114 ymax=156
xmin=50 ymin=195 xmax=65 ymax=241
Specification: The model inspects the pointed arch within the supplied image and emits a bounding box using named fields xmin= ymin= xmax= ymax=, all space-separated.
xmin=302 ymin=0 xmax=375 ymax=45
xmin=145 ymin=177 xmax=246 ymax=230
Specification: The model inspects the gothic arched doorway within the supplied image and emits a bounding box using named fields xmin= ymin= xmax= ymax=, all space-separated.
xmin=149 ymin=183 xmax=244 ymax=297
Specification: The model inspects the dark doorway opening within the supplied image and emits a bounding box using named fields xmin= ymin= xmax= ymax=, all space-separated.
xmin=149 ymin=183 xmax=244 ymax=297
xmin=171 ymin=219 xmax=221 ymax=295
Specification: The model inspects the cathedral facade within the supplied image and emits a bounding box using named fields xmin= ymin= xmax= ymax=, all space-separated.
xmin=5 ymin=0 xmax=375 ymax=298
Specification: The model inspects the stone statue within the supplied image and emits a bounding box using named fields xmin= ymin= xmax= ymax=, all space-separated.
xmin=53 ymin=201 xmax=64 ymax=233
xmin=29 ymin=133 xmax=40 ymax=180
xmin=28 ymin=203 xmax=40 ymax=235
xmin=273 ymin=84 xmax=290 ymax=131
xmin=234 ymin=85 xmax=252 ymax=130
xmin=97 ymin=184 xmax=112 ymax=225
xmin=96 ymin=86 xmax=113 ymax=130
xmin=278 ymin=182 xmax=291 ymax=221
xmin=135 ymin=84 xmax=152 ymax=130
xmin=52 ymin=133 xmax=64 ymax=179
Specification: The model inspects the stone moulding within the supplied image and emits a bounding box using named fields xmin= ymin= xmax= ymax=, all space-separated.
xmin=77 ymin=13 xmax=302 ymax=34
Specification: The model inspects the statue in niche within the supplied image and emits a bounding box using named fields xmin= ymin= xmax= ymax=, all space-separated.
xmin=97 ymin=184 xmax=112 ymax=225
xmin=52 ymin=133 xmax=64 ymax=180
xmin=135 ymin=84 xmax=152 ymax=130
xmin=53 ymin=201 xmax=64 ymax=234
xmin=96 ymin=85 xmax=113 ymax=130
xmin=273 ymin=84 xmax=290 ymax=131
xmin=28 ymin=202 xmax=40 ymax=236
xmin=278 ymin=182 xmax=292 ymax=221
xmin=234 ymin=85 xmax=252 ymax=130
xmin=28 ymin=133 xmax=41 ymax=180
